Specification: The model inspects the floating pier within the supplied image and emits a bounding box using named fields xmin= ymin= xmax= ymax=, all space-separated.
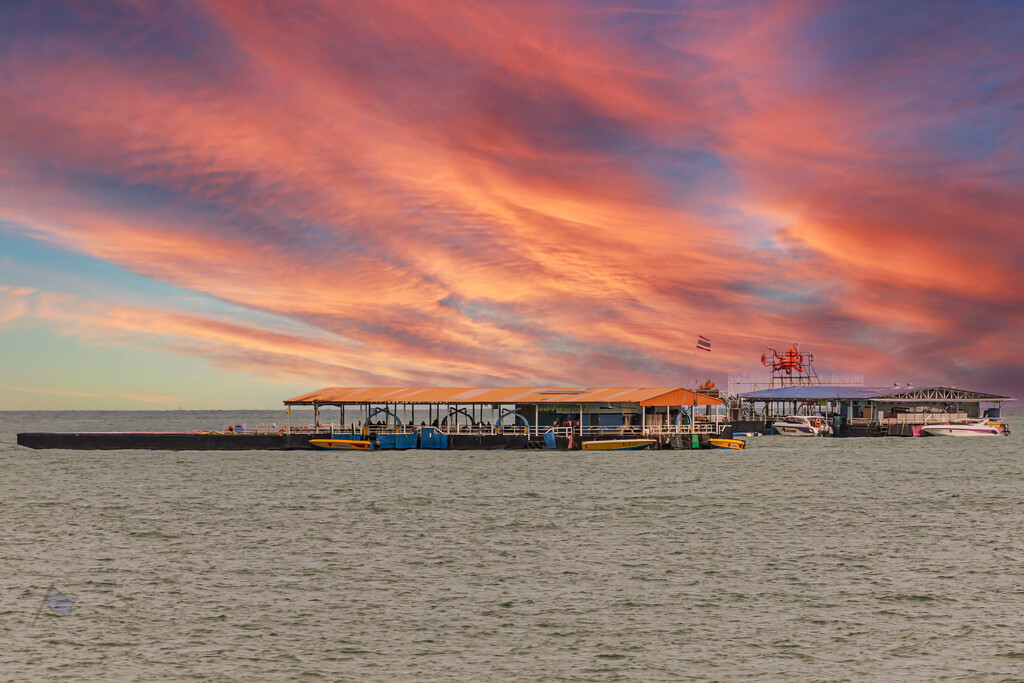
xmin=17 ymin=386 xmax=730 ymax=451
xmin=18 ymin=376 xmax=1010 ymax=450
xmin=731 ymin=384 xmax=1012 ymax=437
xmin=722 ymin=344 xmax=1013 ymax=437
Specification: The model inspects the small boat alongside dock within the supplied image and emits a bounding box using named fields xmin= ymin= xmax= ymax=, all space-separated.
xmin=921 ymin=419 xmax=1008 ymax=437
xmin=309 ymin=438 xmax=379 ymax=450
xmin=770 ymin=415 xmax=832 ymax=437
xmin=580 ymin=439 xmax=657 ymax=451
xmin=708 ymin=438 xmax=746 ymax=449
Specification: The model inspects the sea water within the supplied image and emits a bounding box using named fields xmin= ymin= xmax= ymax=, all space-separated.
xmin=3 ymin=408 xmax=1024 ymax=680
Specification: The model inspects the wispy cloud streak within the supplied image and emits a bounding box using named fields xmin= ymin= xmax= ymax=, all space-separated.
xmin=0 ymin=0 xmax=1021 ymax=398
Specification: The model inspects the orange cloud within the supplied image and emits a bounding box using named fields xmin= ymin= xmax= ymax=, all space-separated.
xmin=0 ymin=1 xmax=1021 ymax=398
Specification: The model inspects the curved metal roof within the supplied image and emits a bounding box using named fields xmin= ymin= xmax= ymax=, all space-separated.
xmin=285 ymin=386 xmax=723 ymax=406
xmin=738 ymin=385 xmax=1012 ymax=402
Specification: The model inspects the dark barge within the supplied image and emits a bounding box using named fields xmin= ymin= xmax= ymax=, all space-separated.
xmin=16 ymin=429 xmax=724 ymax=451
xmin=17 ymin=431 xmax=311 ymax=450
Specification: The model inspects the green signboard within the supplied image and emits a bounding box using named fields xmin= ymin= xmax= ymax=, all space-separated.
xmin=538 ymin=404 xmax=582 ymax=413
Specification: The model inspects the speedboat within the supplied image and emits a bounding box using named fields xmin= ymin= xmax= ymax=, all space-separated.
xmin=921 ymin=419 xmax=1007 ymax=437
xmin=771 ymin=415 xmax=832 ymax=437
xmin=309 ymin=438 xmax=379 ymax=450
xmin=581 ymin=439 xmax=657 ymax=451
xmin=989 ymin=419 xmax=1011 ymax=436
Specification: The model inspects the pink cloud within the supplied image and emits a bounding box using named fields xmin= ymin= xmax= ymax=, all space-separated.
xmin=0 ymin=1 xmax=1021 ymax=397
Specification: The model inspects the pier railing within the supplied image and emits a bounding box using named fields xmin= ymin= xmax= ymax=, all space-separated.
xmin=224 ymin=423 xmax=333 ymax=435
xmin=644 ymin=423 xmax=722 ymax=435
xmin=274 ymin=421 xmax=730 ymax=438
xmin=882 ymin=412 xmax=968 ymax=425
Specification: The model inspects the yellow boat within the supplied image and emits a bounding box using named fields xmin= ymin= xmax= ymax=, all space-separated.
xmin=708 ymin=438 xmax=746 ymax=450
xmin=581 ymin=439 xmax=657 ymax=451
xmin=309 ymin=438 xmax=378 ymax=451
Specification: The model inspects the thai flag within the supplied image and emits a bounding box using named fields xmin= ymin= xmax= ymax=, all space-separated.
xmin=696 ymin=335 xmax=711 ymax=352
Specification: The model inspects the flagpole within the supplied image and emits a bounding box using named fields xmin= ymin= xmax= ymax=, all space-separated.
xmin=687 ymin=333 xmax=702 ymax=390
xmin=31 ymin=585 xmax=52 ymax=627
xmin=687 ymin=334 xmax=702 ymax=434
xmin=692 ymin=342 xmax=700 ymax=389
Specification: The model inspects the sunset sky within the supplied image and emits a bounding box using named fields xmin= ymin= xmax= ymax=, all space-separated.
xmin=1 ymin=1 xmax=1022 ymax=409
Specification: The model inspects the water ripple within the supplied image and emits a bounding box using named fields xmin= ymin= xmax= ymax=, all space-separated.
xmin=3 ymin=409 xmax=1023 ymax=679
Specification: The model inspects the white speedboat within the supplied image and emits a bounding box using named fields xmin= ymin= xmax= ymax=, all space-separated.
xmin=921 ymin=419 xmax=1007 ymax=437
xmin=771 ymin=415 xmax=832 ymax=437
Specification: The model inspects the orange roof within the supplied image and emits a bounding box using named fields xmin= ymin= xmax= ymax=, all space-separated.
xmin=285 ymin=387 xmax=723 ymax=406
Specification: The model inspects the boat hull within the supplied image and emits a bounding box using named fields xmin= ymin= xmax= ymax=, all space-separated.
xmin=581 ymin=439 xmax=657 ymax=451
xmin=772 ymin=416 xmax=831 ymax=436
xmin=309 ymin=438 xmax=378 ymax=450
xmin=708 ymin=438 xmax=745 ymax=450
xmin=921 ymin=424 xmax=1003 ymax=437
xmin=774 ymin=427 xmax=816 ymax=436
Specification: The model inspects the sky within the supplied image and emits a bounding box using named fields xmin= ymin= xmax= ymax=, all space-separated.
xmin=1 ymin=0 xmax=1022 ymax=409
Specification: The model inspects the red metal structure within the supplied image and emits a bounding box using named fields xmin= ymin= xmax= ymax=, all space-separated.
xmin=762 ymin=343 xmax=805 ymax=374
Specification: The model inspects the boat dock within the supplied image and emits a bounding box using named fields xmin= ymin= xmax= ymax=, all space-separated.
xmin=17 ymin=386 xmax=732 ymax=450
xmin=15 ymin=375 xmax=1013 ymax=450
xmin=730 ymin=385 xmax=1012 ymax=437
